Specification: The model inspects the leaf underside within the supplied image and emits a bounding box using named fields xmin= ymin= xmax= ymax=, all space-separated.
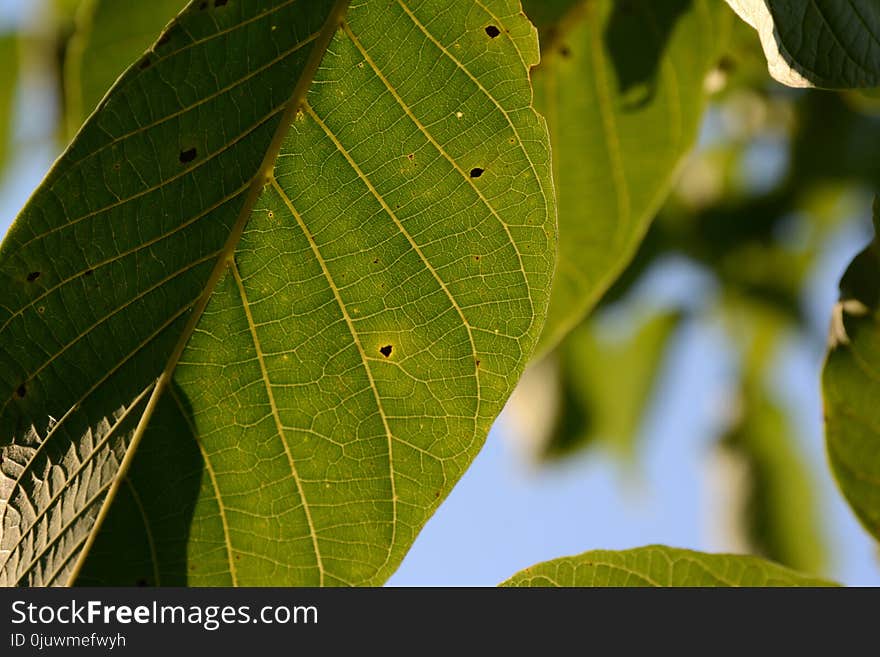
xmin=726 ymin=0 xmax=880 ymax=89
xmin=0 ymin=0 xmax=555 ymax=587
xmin=500 ymin=545 xmax=834 ymax=586
xmin=824 ymin=202 xmax=880 ymax=543
xmin=65 ymin=0 xmax=188 ymax=135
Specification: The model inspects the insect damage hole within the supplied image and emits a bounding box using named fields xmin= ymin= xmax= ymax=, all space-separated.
xmin=485 ymin=25 xmax=500 ymax=38
xmin=26 ymin=271 xmax=41 ymax=282
xmin=379 ymin=345 xmax=393 ymax=358
xmin=15 ymin=384 xmax=26 ymax=399
xmin=470 ymin=167 xmax=484 ymax=178
xmin=179 ymin=147 xmax=197 ymax=163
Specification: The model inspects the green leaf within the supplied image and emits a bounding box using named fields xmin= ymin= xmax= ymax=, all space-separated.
xmin=500 ymin=545 xmax=835 ymax=586
xmin=0 ymin=32 xmax=18 ymax=182
xmin=0 ymin=0 xmax=555 ymax=587
xmin=523 ymin=0 xmax=732 ymax=353
xmin=725 ymin=0 xmax=880 ymax=89
xmin=721 ymin=386 xmax=827 ymax=574
xmin=824 ymin=200 xmax=880 ymax=543
xmin=545 ymin=309 xmax=680 ymax=460
xmin=65 ymin=0 xmax=187 ymax=135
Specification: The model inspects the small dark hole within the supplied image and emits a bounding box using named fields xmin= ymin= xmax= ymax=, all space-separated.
xmin=470 ymin=167 xmax=484 ymax=178
xmin=214 ymin=0 xmax=228 ymax=6
xmin=138 ymin=58 xmax=151 ymax=70
xmin=407 ymin=153 xmax=414 ymax=160
xmin=179 ymin=148 xmax=197 ymax=163
xmin=15 ymin=384 xmax=26 ymax=398
xmin=485 ymin=25 xmax=500 ymax=38
xmin=379 ymin=345 xmax=393 ymax=358
xmin=560 ymin=45 xmax=571 ymax=58
xmin=26 ymin=271 xmax=40 ymax=282
xmin=136 ymin=578 xmax=148 ymax=587
xmin=475 ymin=359 xmax=481 ymax=367
xmin=474 ymin=255 xmax=481 ymax=261
xmin=84 ymin=269 xmax=94 ymax=277
xmin=373 ymin=259 xmax=379 ymax=264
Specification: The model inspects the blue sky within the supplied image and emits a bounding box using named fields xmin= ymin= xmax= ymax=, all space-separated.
xmin=1 ymin=0 xmax=878 ymax=587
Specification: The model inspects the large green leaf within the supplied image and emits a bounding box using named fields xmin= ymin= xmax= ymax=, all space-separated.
xmin=523 ymin=0 xmax=732 ymax=353
xmin=824 ymin=200 xmax=880 ymax=543
xmin=725 ymin=0 xmax=880 ymax=89
xmin=500 ymin=545 xmax=834 ymax=586
xmin=0 ymin=0 xmax=555 ymax=586
xmin=65 ymin=0 xmax=187 ymax=134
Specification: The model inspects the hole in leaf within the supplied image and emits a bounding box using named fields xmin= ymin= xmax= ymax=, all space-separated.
xmin=179 ymin=148 xmax=197 ymax=163
xmin=485 ymin=25 xmax=500 ymax=38
xmin=407 ymin=153 xmax=414 ymax=160
xmin=373 ymin=259 xmax=379 ymax=264
xmin=26 ymin=271 xmax=41 ymax=282
xmin=470 ymin=167 xmax=484 ymax=178
xmin=475 ymin=359 xmax=481 ymax=368
xmin=379 ymin=345 xmax=393 ymax=358
xmin=15 ymin=384 xmax=26 ymax=398
xmin=474 ymin=255 xmax=481 ymax=261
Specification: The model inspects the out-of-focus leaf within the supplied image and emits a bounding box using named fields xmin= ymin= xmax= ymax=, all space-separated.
xmin=824 ymin=200 xmax=880 ymax=543
xmin=500 ymin=545 xmax=835 ymax=586
xmin=0 ymin=0 xmax=555 ymax=587
xmin=725 ymin=0 xmax=880 ymax=89
xmin=545 ymin=310 xmax=681 ymax=460
xmin=721 ymin=386 xmax=827 ymax=573
xmin=522 ymin=0 xmax=733 ymax=353
xmin=0 ymin=33 xmax=18 ymax=182
xmin=64 ymin=0 xmax=186 ymax=135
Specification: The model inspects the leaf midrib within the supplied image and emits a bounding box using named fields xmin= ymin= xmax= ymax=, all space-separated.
xmin=63 ymin=0 xmax=352 ymax=587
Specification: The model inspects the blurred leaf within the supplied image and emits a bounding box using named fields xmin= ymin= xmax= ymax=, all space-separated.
xmin=64 ymin=0 xmax=187 ymax=135
xmin=545 ymin=310 xmax=681 ymax=461
xmin=523 ymin=0 xmax=733 ymax=354
xmin=0 ymin=32 xmax=18 ymax=182
xmin=500 ymin=545 xmax=834 ymax=586
xmin=722 ymin=385 xmax=827 ymax=573
xmin=824 ymin=199 xmax=880 ymax=543
xmin=725 ymin=0 xmax=880 ymax=89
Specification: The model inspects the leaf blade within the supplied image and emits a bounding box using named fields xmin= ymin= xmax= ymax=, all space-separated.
xmin=1 ymin=0 xmax=556 ymax=587
xmin=500 ymin=545 xmax=835 ymax=586
xmin=725 ymin=0 xmax=880 ymax=89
